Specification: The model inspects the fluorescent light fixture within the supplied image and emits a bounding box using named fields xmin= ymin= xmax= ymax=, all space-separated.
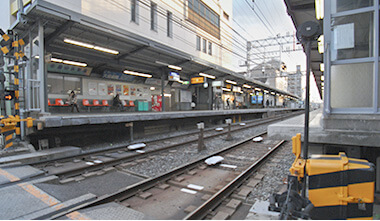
xmin=51 ymin=58 xmax=63 ymax=63
xmin=199 ymin=73 xmax=216 ymax=79
xmin=320 ymin=63 xmax=324 ymax=72
xmin=239 ymin=91 xmax=243 ymax=94
xmin=315 ymin=0 xmax=324 ymax=20
xmin=270 ymin=92 xmax=275 ymax=95
xmin=164 ymin=93 xmax=172 ymax=97
xmin=318 ymin=35 xmax=324 ymax=54
xmin=321 ymin=75 xmax=324 ymax=81
xmin=94 ymin=46 xmax=119 ymax=55
xmin=63 ymin=60 xmax=87 ymax=67
xmin=178 ymin=80 xmax=184 ymax=84
xmin=243 ymin=84 xmax=251 ymax=88
xmin=150 ymin=87 xmax=155 ymax=91
xmin=225 ymin=80 xmax=237 ymax=85
xmin=254 ymin=88 xmax=261 ymax=91
xmin=51 ymin=57 xmax=87 ymax=67
xmin=34 ymin=55 xmax=40 ymax=59
xmin=64 ymin=38 xmax=94 ymax=49
xmin=168 ymin=65 xmax=182 ymax=71
xmin=155 ymin=61 xmax=169 ymax=66
xmin=264 ymin=90 xmax=269 ymax=93
xmin=124 ymin=70 xmax=152 ymax=78
xmin=156 ymin=61 xmax=182 ymax=71
xmin=321 ymin=82 xmax=324 ymax=86
xmin=64 ymin=38 xmax=119 ymax=55
xmin=222 ymin=88 xmax=231 ymax=91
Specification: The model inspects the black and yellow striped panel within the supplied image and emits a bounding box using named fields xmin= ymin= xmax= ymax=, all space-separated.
xmin=2 ymin=34 xmax=10 ymax=42
xmin=3 ymin=129 xmax=15 ymax=149
xmin=12 ymin=41 xmax=18 ymax=48
xmin=310 ymin=203 xmax=373 ymax=220
xmin=5 ymin=142 xmax=13 ymax=149
xmin=18 ymin=39 xmax=25 ymax=46
xmin=308 ymin=155 xmax=375 ymax=220
xmin=1 ymin=46 xmax=9 ymax=54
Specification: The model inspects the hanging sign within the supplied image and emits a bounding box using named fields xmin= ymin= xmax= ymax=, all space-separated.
xmin=191 ymin=77 xmax=204 ymax=84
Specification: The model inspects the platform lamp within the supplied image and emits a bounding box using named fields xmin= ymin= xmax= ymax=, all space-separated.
xmin=296 ymin=21 xmax=322 ymax=197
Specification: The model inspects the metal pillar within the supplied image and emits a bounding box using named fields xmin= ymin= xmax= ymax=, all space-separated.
xmin=225 ymin=119 xmax=232 ymax=141
xmin=161 ymin=69 xmax=166 ymax=112
xmin=208 ymin=79 xmax=212 ymax=110
xmin=197 ymin=122 xmax=205 ymax=152
xmin=38 ymin=20 xmax=46 ymax=113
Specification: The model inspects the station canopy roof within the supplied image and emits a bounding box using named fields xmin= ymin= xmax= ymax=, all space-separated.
xmin=11 ymin=0 xmax=300 ymax=100
xmin=284 ymin=0 xmax=324 ymax=99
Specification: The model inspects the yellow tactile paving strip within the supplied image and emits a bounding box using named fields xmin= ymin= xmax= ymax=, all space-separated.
xmin=0 ymin=168 xmax=90 ymax=220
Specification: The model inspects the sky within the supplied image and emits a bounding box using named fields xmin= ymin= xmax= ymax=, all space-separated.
xmin=232 ymin=0 xmax=322 ymax=103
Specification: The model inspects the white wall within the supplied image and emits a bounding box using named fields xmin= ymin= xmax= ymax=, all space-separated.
xmin=44 ymin=0 xmax=234 ymax=71
xmin=0 ymin=1 xmax=11 ymax=31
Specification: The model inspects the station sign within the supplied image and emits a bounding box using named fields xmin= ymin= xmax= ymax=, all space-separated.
xmin=191 ymin=77 xmax=204 ymax=84
xmin=168 ymin=72 xmax=180 ymax=81
xmin=212 ymin=81 xmax=223 ymax=87
xmin=232 ymin=86 xmax=242 ymax=93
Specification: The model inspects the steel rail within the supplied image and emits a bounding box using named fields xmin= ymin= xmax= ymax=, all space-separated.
xmin=50 ymin=131 xmax=268 ymax=220
xmin=184 ymin=140 xmax=286 ymax=220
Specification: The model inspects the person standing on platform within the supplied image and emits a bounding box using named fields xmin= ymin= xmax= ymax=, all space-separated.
xmin=226 ymin=97 xmax=230 ymax=109
xmin=68 ymin=90 xmax=79 ymax=112
xmin=215 ymin=94 xmax=220 ymax=110
xmin=266 ymin=99 xmax=269 ymax=108
xmin=113 ymin=93 xmax=123 ymax=111
xmin=191 ymin=93 xmax=197 ymax=110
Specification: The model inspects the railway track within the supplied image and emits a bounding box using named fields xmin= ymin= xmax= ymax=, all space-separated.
xmin=45 ymin=132 xmax=288 ymax=220
xmin=0 ymin=111 xmax=301 ymax=190
xmin=33 ymin=111 xmax=299 ymax=178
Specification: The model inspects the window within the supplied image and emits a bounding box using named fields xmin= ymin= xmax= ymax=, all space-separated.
xmin=187 ymin=0 xmax=220 ymax=39
xmin=131 ymin=0 xmax=139 ymax=23
xmin=208 ymin=42 xmax=212 ymax=55
xmin=223 ymin=11 xmax=229 ymax=20
xmin=196 ymin=36 xmax=201 ymax=51
xmin=202 ymin=38 xmax=207 ymax=53
xmin=167 ymin=11 xmax=173 ymax=37
xmin=151 ymin=2 xmax=158 ymax=31
xmin=331 ymin=63 xmax=373 ymax=108
xmin=331 ymin=12 xmax=373 ymax=61
xmin=47 ymin=74 xmax=82 ymax=95
xmin=332 ymin=0 xmax=373 ymax=13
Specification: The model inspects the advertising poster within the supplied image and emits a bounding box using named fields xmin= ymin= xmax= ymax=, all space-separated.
xmin=251 ymin=95 xmax=257 ymax=104
xmin=152 ymin=95 xmax=162 ymax=112
xmin=107 ymin=84 xmax=114 ymax=95
xmin=130 ymin=86 xmax=136 ymax=96
xmin=88 ymin=82 xmax=98 ymax=95
xmin=98 ymin=83 xmax=107 ymax=96
xmin=116 ymin=85 xmax=121 ymax=94
xmin=258 ymin=92 xmax=263 ymax=104
xmin=123 ymin=85 xmax=129 ymax=95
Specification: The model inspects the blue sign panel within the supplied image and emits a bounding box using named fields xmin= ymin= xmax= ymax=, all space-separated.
xmin=102 ymin=70 xmax=136 ymax=82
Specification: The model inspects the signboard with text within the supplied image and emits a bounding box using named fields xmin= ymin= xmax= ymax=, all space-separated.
xmin=191 ymin=77 xmax=204 ymax=84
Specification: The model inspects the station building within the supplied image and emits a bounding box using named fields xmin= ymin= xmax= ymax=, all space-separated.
xmin=1 ymin=0 xmax=300 ymax=118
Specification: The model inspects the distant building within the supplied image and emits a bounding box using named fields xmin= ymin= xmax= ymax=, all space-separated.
xmin=287 ymin=65 xmax=302 ymax=99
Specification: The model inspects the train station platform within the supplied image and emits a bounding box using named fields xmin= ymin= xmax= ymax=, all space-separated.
xmin=268 ymin=108 xmax=380 ymax=148
xmin=38 ymin=108 xmax=301 ymax=128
